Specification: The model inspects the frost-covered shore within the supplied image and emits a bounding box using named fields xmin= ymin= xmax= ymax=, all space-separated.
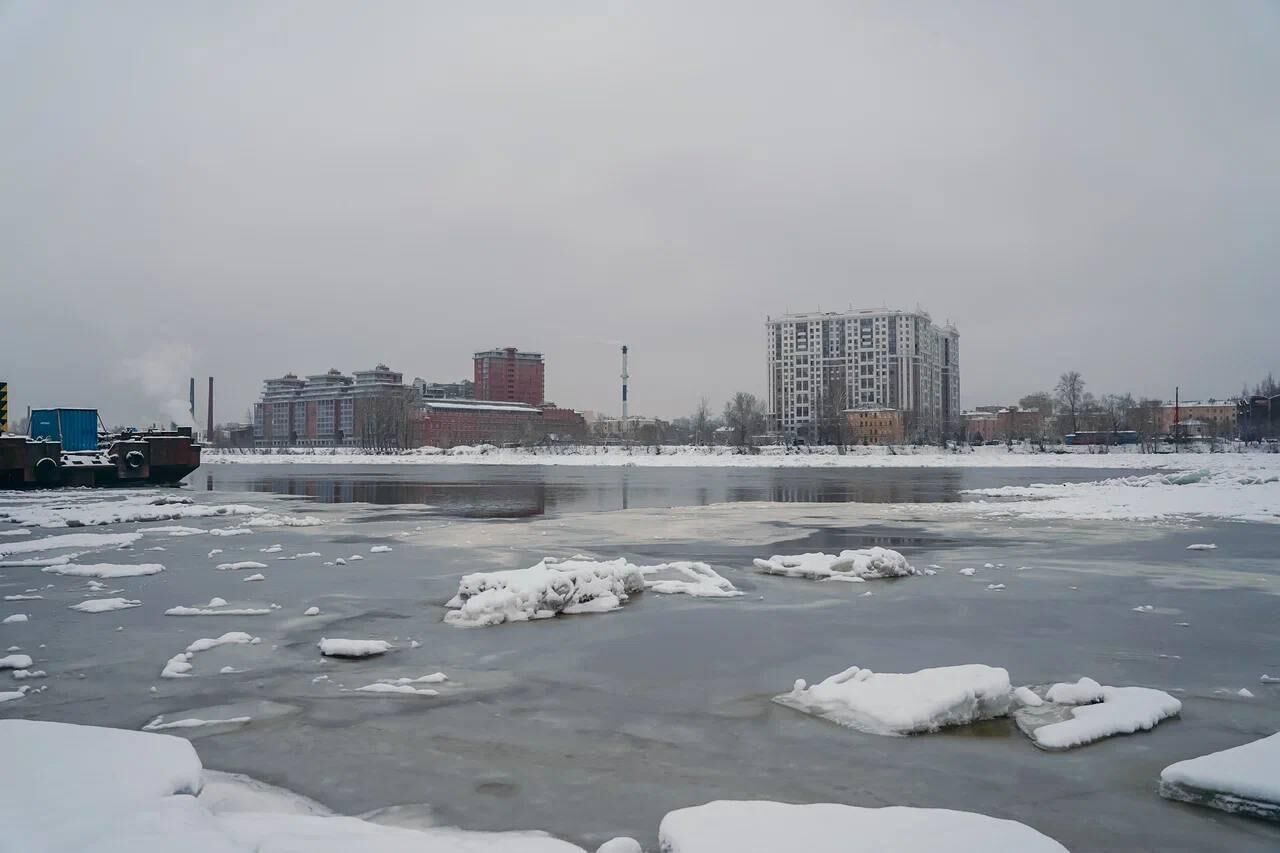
xmin=202 ymin=443 xmax=1240 ymax=469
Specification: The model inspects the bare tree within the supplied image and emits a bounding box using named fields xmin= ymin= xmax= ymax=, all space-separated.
xmin=723 ymin=392 xmax=766 ymax=447
xmin=692 ymin=396 xmax=713 ymax=446
xmin=818 ymin=373 xmax=850 ymax=446
xmin=359 ymin=391 xmax=415 ymax=451
xmin=1054 ymin=371 xmax=1085 ymax=435
xmin=1018 ymin=392 xmax=1054 ymax=418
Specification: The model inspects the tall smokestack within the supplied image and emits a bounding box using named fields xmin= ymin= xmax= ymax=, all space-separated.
xmin=207 ymin=377 xmax=214 ymax=444
xmin=189 ymin=378 xmax=195 ymax=421
xmin=621 ymin=345 xmax=629 ymax=426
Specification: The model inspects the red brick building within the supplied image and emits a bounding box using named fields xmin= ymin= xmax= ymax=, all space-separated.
xmin=474 ymin=348 xmax=545 ymax=406
xmin=413 ymin=400 xmax=586 ymax=448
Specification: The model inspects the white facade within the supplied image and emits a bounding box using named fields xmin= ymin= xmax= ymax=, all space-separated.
xmin=766 ymin=309 xmax=959 ymax=443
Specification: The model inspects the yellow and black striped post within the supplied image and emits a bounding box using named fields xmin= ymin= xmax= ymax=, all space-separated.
xmin=0 ymin=381 xmax=7 ymax=433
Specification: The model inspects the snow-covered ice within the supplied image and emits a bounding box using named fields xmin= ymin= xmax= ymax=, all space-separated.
xmin=0 ymin=719 xmax=590 ymax=851
xmin=3 ymin=593 xmax=42 ymax=600
xmin=242 ymin=513 xmax=324 ymax=528
xmin=166 ymin=598 xmax=272 ymax=616
xmin=242 ymin=573 xmax=266 ymax=582
xmin=0 ymin=495 xmax=261 ymax=529
xmin=657 ymin=800 xmax=1068 ymax=852
xmin=304 ymin=606 xmax=320 ymax=616
xmin=1237 ymin=688 xmax=1255 ymax=698
xmin=12 ymin=669 xmax=46 ymax=679
xmin=70 ymin=597 xmax=141 ymax=613
xmin=961 ymin=459 xmax=1280 ymax=525
xmin=318 ymin=638 xmax=392 ymax=658
xmin=1017 ymin=678 xmax=1181 ymax=750
xmin=260 ymin=544 xmax=283 ymax=553
xmin=958 ymin=567 xmax=976 ymax=576
xmin=0 ymin=531 xmax=141 ymax=556
xmin=186 ymin=632 xmax=259 ymax=653
xmin=445 ymin=557 xmax=646 ymax=627
xmin=370 ymin=545 xmax=393 ymax=553
xmin=3 ymin=613 xmax=28 ymax=623
xmin=43 ymin=562 xmax=164 ymax=578
xmin=640 ymin=561 xmax=741 ymax=597
xmin=987 ymin=583 xmax=1006 ymax=591
xmin=776 ymin=664 xmax=1012 ymax=736
xmin=753 ymin=547 xmax=915 ymax=582
xmin=0 ymin=685 xmax=29 ymax=702
xmin=1159 ymin=732 xmax=1280 ymax=821
xmin=1186 ymin=543 xmax=1217 ymax=551
xmin=217 ymin=560 xmax=268 ymax=571
xmin=0 ymin=653 xmax=33 ymax=669
xmin=143 ymin=715 xmax=252 ymax=732
xmin=354 ymin=682 xmax=440 ymax=696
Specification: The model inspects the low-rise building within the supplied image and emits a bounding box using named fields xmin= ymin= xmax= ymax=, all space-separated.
xmin=412 ymin=378 xmax=474 ymax=400
xmin=845 ymin=407 xmax=905 ymax=445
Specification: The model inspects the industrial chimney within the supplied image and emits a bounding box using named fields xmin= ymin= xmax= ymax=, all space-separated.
xmin=189 ymin=378 xmax=195 ymax=422
xmin=621 ymin=345 xmax=629 ymax=426
xmin=207 ymin=377 xmax=214 ymax=445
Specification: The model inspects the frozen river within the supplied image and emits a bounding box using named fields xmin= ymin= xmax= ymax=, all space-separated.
xmin=2 ymin=461 xmax=1278 ymax=851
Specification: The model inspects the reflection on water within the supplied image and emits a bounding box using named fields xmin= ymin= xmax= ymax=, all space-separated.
xmin=202 ymin=464 xmax=1140 ymax=520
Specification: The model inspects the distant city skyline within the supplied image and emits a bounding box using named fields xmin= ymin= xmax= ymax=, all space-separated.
xmin=2 ymin=3 xmax=1276 ymax=426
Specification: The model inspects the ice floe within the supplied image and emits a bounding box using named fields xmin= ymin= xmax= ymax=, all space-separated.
xmin=0 ymin=495 xmax=261 ymax=529
xmin=0 ymin=531 xmax=141 ymax=556
xmin=166 ymin=597 xmax=272 ymax=617
xmin=353 ymin=682 xmax=440 ymax=697
xmin=242 ymin=573 xmax=266 ymax=582
xmin=143 ymin=715 xmax=252 ymax=732
xmin=186 ymin=632 xmax=259 ymax=653
xmin=70 ymin=597 xmax=141 ymax=613
xmin=445 ymin=557 xmax=646 ymax=627
xmin=0 ymin=685 xmax=31 ymax=703
xmin=42 ymin=562 xmax=164 ymax=578
xmin=12 ymin=669 xmax=45 ymax=680
xmin=958 ymin=567 xmax=976 ymax=576
xmin=1159 ymin=732 xmax=1280 ymax=821
xmin=1185 ymin=543 xmax=1217 ymax=551
xmin=303 ymin=606 xmax=320 ymax=616
xmin=2 ymin=613 xmax=28 ymax=623
xmin=318 ymin=638 xmax=392 ymax=658
xmin=370 ymin=545 xmax=393 ymax=553
xmin=0 ymin=653 xmax=33 ymax=669
xmin=752 ymin=547 xmax=915 ymax=582
xmin=1015 ymin=678 xmax=1181 ymax=750
xmin=217 ymin=561 xmax=268 ymax=571
xmin=243 ymin=513 xmax=323 ymax=528
xmin=658 ymin=800 xmax=1068 ymax=852
xmin=776 ymin=664 xmax=1012 ymax=736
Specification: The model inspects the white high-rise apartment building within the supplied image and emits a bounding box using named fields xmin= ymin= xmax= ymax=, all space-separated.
xmin=766 ymin=309 xmax=960 ymax=443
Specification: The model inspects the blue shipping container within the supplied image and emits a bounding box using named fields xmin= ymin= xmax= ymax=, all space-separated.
xmin=29 ymin=408 xmax=100 ymax=452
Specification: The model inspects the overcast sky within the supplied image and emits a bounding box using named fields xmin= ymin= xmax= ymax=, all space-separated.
xmin=2 ymin=1 xmax=1277 ymax=427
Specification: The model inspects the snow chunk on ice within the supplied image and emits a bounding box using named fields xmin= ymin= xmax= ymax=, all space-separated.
xmin=3 ymin=594 xmax=42 ymax=601
xmin=3 ymin=613 xmax=28 ymax=623
xmin=1237 ymin=688 xmax=1255 ymax=698
xmin=1186 ymin=543 xmax=1217 ymax=551
xmin=303 ymin=606 xmax=320 ymax=616
xmin=162 ymin=653 xmax=193 ymax=678
xmin=658 ymin=800 xmax=1068 ymax=852
xmin=1 ymin=653 xmax=33 ymax=669
xmin=70 ymin=597 xmax=141 ymax=614
xmin=776 ymin=664 xmax=1012 ymax=736
xmin=42 ymin=562 xmax=164 ymax=578
xmin=958 ymin=567 xmax=976 ymax=576
xmin=986 ymin=583 xmax=1006 ymax=591
xmin=1022 ymin=680 xmax=1180 ymax=750
xmin=242 ymin=573 xmax=266 ymax=582
xmin=217 ymin=560 xmax=268 ymax=571
xmin=379 ymin=673 xmax=447 ymax=686
xmin=318 ymin=638 xmax=392 ymax=658
xmin=167 ymin=603 xmax=272 ymax=616
xmin=370 ymin=545 xmax=393 ymax=553
xmin=445 ymin=557 xmax=645 ymax=627
xmin=1014 ymin=686 xmax=1044 ymax=707
xmin=1045 ymin=677 xmax=1105 ymax=704
xmin=596 ymin=839 xmax=642 ymax=853
xmin=209 ymin=527 xmax=253 ymax=536
xmin=0 ymin=685 xmax=29 ymax=703
xmin=641 ymin=561 xmax=741 ymax=597
xmin=1159 ymin=732 xmax=1280 ymax=821
xmin=13 ymin=669 xmax=46 ymax=680
xmin=753 ymin=547 xmax=915 ymax=582
xmin=334 ymin=557 xmax=347 ymax=566
xmin=260 ymin=544 xmax=283 ymax=553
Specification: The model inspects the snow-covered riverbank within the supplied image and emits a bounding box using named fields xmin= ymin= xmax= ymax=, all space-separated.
xmin=203 ymin=443 xmax=1261 ymax=470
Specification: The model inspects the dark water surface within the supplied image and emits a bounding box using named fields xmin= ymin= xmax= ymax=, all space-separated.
xmin=200 ymin=464 xmax=1143 ymax=518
